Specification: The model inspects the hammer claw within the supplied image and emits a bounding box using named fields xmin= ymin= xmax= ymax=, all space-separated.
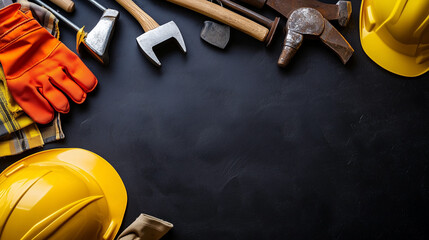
xmin=136 ymin=21 xmax=186 ymax=67
xmin=139 ymin=44 xmax=161 ymax=67
xmin=174 ymin=33 xmax=187 ymax=54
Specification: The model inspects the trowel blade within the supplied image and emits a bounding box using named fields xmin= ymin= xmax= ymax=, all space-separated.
xmin=200 ymin=21 xmax=230 ymax=49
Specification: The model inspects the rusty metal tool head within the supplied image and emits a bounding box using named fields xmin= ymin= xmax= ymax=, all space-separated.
xmin=200 ymin=0 xmax=231 ymax=49
xmin=237 ymin=0 xmax=352 ymax=27
xmin=278 ymin=7 xmax=354 ymax=67
xmin=201 ymin=20 xmax=231 ymax=49
xmin=114 ymin=0 xmax=186 ymax=67
xmin=32 ymin=0 xmax=118 ymax=64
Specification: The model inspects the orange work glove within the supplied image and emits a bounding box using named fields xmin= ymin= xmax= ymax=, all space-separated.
xmin=0 ymin=4 xmax=97 ymax=124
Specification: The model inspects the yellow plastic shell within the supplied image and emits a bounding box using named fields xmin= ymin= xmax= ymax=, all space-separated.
xmin=360 ymin=0 xmax=429 ymax=77
xmin=0 ymin=148 xmax=127 ymax=240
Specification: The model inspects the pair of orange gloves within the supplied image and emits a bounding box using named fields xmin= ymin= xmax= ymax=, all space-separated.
xmin=0 ymin=3 xmax=97 ymax=124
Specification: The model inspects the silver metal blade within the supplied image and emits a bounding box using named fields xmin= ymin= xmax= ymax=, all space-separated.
xmin=136 ymin=21 xmax=186 ymax=67
xmin=84 ymin=9 xmax=119 ymax=64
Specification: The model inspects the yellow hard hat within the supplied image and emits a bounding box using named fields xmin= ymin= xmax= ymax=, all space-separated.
xmin=0 ymin=148 xmax=127 ymax=240
xmin=360 ymin=0 xmax=429 ymax=77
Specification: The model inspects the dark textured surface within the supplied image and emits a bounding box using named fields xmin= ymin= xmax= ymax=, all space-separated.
xmin=2 ymin=0 xmax=429 ymax=239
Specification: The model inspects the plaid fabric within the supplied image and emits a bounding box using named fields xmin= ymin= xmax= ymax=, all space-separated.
xmin=0 ymin=1 xmax=64 ymax=157
xmin=39 ymin=114 xmax=65 ymax=144
xmin=18 ymin=0 xmax=59 ymax=37
xmin=0 ymin=64 xmax=34 ymax=138
xmin=0 ymin=125 xmax=44 ymax=155
xmin=0 ymin=114 xmax=64 ymax=157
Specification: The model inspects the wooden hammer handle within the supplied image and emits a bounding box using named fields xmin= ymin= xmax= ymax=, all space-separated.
xmin=115 ymin=0 xmax=159 ymax=32
xmin=49 ymin=0 xmax=75 ymax=12
xmin=167 ymin=0 xmax=269 ymax=42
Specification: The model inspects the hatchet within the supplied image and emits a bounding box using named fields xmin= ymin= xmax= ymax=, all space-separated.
xmin=32 ymin=0 xmax=119 ymax=64
xmin=201 ymin=0 xmax=279 ymax=48
xmin=166 ymin=0 xmax=270 ymax=44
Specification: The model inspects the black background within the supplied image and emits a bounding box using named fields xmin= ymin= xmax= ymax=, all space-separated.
xmin=2 ymin=0 xmax=429 ymax=239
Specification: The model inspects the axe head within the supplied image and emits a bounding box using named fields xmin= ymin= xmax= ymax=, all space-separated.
xmin=200 ymin=21 xmax=230 ymax=49
xmin=83 ymin=9 xmax=119 ymax=64
xmin=136 ymin=21 xmax=187 ymax=67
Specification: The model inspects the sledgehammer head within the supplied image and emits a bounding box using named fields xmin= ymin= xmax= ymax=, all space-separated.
xmin=83 ymin=9 xmax=120 ymax=64
xmin=136 ymin=21 xmax=187 ymax=67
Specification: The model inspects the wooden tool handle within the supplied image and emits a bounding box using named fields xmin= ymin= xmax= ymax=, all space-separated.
xmin=219 ymin=0 xmax=273 ymax=27
xmin=167 ymin=0 xmax=269 ymax=42
xmin=49 ymin=0 xmax=75 ymax=12
xmin=115 ymin=0 xmax=159 ymax=32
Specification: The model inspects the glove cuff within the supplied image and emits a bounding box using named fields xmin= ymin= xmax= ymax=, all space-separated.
xmin=0 ymin=4 xmax=26 ymax=33
xmin=117 ymin=214 xmax=173 ymax=240
xmin=138 ymin=214 xmax=173 ymax=233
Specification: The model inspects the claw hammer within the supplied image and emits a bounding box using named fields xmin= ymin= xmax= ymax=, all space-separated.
xmin=114 ymin=0 xmax=186 ymax=67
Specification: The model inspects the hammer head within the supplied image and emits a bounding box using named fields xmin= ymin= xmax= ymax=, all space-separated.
xmin=83 ymin=9 xmax=119 ymax=64
xmin=336 ymin=1 xmax=352 ymax=27
xmin=136 ymin=21 xmax=187 ymax=67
